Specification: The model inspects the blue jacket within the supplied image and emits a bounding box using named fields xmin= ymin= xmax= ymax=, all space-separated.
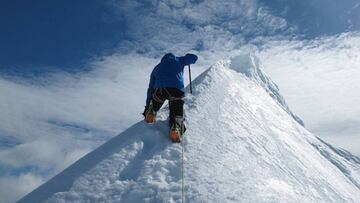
xmin=146 ymin=53 xmax=198 ymax=106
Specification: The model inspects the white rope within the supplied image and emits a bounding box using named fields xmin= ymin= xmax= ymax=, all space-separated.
xmin=181 ymin=111 xmax=186 ymax=203
xmin=181 ymin=135 xmax=185 ymax=203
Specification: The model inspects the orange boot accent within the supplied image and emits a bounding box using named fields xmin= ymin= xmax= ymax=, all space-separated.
xmin=145 ymin=113 xmax=156 ymax=124
xmin=170 ymin=129 xmax=181 ymax=143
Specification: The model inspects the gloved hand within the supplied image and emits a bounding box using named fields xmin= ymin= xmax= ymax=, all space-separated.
xmin=184 ymin=53 xmax=198 ymax=64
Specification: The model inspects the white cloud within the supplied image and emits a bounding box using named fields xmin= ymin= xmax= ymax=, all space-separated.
xmin=256 ymin=32 xmax=360 ymax=155
xmin=106 ymin=0 xmax=360 ymax=56
xmin=0 ymin=173 xmax=43 ymax=203
xmin=0 ymin=53 xmax=160 ymax=201
xmin=108 ymin=0 xmax=290 ymax=54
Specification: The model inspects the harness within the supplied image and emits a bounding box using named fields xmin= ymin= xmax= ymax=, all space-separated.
xmin=153 ymin=88 xmax=184 ymax=103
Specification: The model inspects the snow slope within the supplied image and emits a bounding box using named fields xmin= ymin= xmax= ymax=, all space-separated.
xmin=18 ymin=54 xmax=360 ymax=203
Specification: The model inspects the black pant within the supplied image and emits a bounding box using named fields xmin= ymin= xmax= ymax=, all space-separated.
xmin=151 ymin=88 xmax=184 ymax=127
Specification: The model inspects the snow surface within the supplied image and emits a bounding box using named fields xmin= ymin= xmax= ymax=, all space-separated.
xmin=229 ymin=54 xmax=304 ymax=126
xmin=256 ymin=33 xmax=360 ymax=156
xmin=18 ymin=54 xmax=360 ymax=203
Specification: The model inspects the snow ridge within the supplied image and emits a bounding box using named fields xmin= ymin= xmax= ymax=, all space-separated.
xmin=18 ymin=54 xmax=360 ymax=203
xmin=229 ymin=54 xmax=304 ymax=126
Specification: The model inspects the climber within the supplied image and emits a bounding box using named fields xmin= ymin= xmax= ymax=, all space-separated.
xmin=143 ymin=53 xmax=198 ymax=142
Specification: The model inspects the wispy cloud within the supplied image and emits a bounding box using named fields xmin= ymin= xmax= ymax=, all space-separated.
xmin=0 ymin=173 xmax=43 ymax=203
xmin=257 ymin=32 xmax=360 ymax=155
xmin=0 ymin=53 xmax=159 ymax=202
xmin=107 ymin=0 xmax=290 ymax=55
xmin=106 ymin=0 xmax=360 ymax=56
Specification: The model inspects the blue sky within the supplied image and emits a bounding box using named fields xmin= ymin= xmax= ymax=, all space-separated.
xmin=0 ymin=0 xmax=125 ymax=70
xmin=260 ymin=0 xmax=360 ymax=36
xmin=1 ymin=0 xmax=359 ymax=71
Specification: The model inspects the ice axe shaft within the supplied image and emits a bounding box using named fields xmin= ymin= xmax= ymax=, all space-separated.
xmin=188 ymin=65 xmax=192 ymax=94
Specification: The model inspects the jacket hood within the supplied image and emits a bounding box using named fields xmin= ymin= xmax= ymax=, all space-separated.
xmin=161 ymin=53 xmax=176 ymax=63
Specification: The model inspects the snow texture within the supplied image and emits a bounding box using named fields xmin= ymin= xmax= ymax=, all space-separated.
xmin=18 ymin=54 xmax=360 ymax=203
xmin=229 ymin=54 xmax=304 ymax=126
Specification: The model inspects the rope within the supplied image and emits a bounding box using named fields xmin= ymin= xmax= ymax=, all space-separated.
xmin=181 ymin=134 xmax=185 ymax=203
xmin=181 ymin=109 xmax=186 ymax=203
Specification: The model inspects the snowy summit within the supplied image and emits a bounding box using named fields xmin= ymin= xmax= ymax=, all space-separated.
xmin=18 ymin=54 xmax=360 ymax=203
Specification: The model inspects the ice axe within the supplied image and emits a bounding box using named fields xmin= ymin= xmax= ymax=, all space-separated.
xmin=188 ymin=65 xmax=192 ymax=94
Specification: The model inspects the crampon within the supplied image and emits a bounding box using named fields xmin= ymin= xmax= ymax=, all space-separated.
xmin=170 ymin=126 xmax=182 ymax=143
xmin=169 ymin=116 xmax=185 ymax=143
xmin=145 ymin=107 xmax=156 ymax=124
